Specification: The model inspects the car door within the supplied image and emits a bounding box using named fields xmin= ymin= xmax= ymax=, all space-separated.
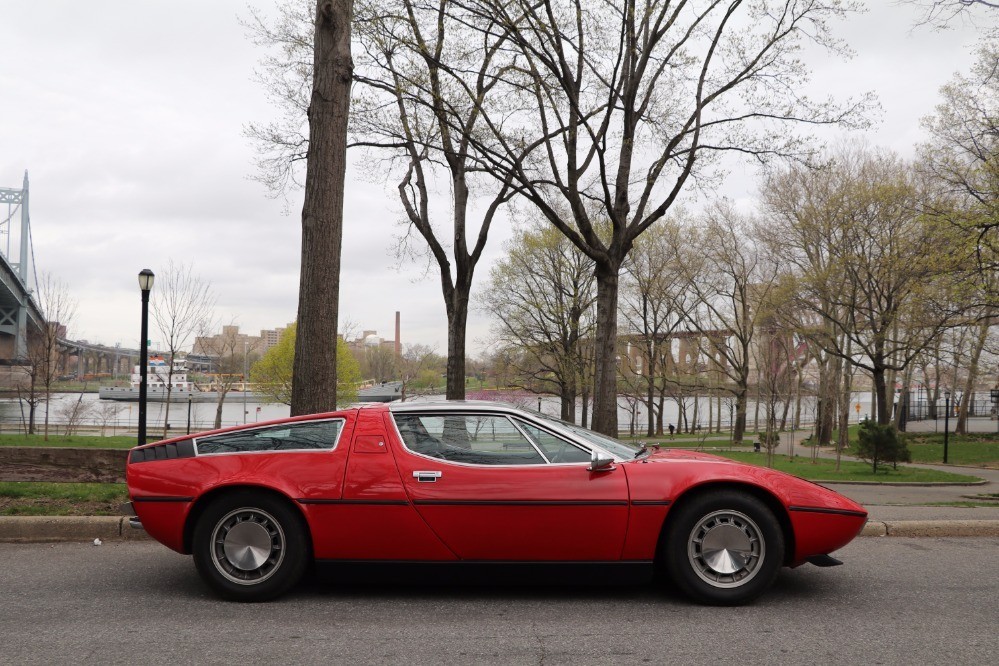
xmin=391 ymin=411 xmax=629 ymax=561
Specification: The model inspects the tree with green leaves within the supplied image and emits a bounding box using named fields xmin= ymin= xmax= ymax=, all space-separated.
xmin=252 ymin=324 xmax=359 ymax=407
xmin=920 ymin=43 xmax=999 ymax=277
xmin=763 ymin=147 xmax=969 ymax=425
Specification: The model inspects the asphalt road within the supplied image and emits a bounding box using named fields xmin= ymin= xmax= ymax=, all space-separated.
xmin=1 ymin=540 xmax=996 ymax=665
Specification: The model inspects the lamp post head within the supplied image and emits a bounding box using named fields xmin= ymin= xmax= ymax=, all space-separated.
xmin=138 ymin=269 xmax=155 ymax=293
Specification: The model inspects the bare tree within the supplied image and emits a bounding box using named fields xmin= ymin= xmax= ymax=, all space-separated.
xmin=288 ymin=0 xmax=354 ymax=415
xmin=678 ymin=206 xmax=781 ymax=443
xmin=453 ymin=0 xmax=870 ymax=434
xmin=621 ymin=220 xmax=692 ymax=436
xmin=152 ymin=261 xmax=215 ymax=437
xmin=95 ymin=401 xmax=123 ymax=437
xmin=246 ymin=0 xmax=518 ymax=401
xmin=358 ymin=344 xmax=397 ymax=384
xmin=196 ymin=320 xmax=246 ymax=430
xmin=481 ymin=220 xmax=596 ymax=421
xmin=57 ymin=395 xmax=93 ymax=436
xmin=900 ymin=0 xmax=999 ymax=28
xmin=26 ymin=273 xmax=77 ymax=441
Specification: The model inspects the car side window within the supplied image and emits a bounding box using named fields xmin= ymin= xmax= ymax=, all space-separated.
xmin=516 ymin=420 xmax=591 ymax=463
xmin=394 ymin=413 xmax=546 ymax=465
xmin=196 ymin=419 xmax=343 ymax=455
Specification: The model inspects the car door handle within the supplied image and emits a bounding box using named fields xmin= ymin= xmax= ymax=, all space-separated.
xmin=413 ymin=470 xmax=442 ymax=483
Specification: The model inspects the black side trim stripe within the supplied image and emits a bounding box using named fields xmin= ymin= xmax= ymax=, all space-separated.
xmin=630 ymin=500 xmax=672 ymax=506
xmin=788 ymin=506 xmax=868 ymax=518
xmin=132 ymin=496 xmax=194 ymax=503
xmin=412 ymin=500 xmax=629 ymax=507
xmin=316 ymin=559 xmax=655 ymax=565
xmin=297 ymin=499 xmax=410 ymax=506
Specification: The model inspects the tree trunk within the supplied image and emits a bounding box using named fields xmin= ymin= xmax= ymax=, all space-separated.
xmin=837 ymin=338 xmax=854 ymax=471
xmin=559 ymin=384 xmax=575 ymax=422
xmin=815 ymin=354 xmax=835 ymax=445
xmin=291 ymin=0 xmax=353 ymax=416
xmin=591 ymin=262 xmax=621 ymax=435
xmin=645 ymin=342 xmax=656 ymax=437
xmin=872 ymin=364 xmax=889 ymax=425
xmin=162 ymin=360 xmax=174 ymax=438
xmin=214 ymin=396 xmax=225 ymax=430
xmin=445 ymin=289 xmax=470 ymax=400
xmin=956 ymin=319 xmax=989 ymax=434
xmin=734 ymin=383 xmax=748 ymax=443
xmin=656 ymin=394 xmax=664 ymax=436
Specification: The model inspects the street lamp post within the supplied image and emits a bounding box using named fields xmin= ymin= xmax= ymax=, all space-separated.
xmin=186 ymin=392 xmax=193 ymax=435
xmin=137 ymin=269 xmax=155 ymax=445
xmin=243 ymin=340 xmax=248 ymax=424
xmin=943 ymin=389 xmax=951 ymax=464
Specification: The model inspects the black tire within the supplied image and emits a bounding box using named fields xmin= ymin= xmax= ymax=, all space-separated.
xmin=192 ymin=490 xmax=309 ymax=602
xmin=663 ymin=490 xmax=784 ymax=606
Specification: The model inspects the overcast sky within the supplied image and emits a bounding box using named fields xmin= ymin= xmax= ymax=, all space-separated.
xmin=0 ymin=1 xmax=993 ymax=356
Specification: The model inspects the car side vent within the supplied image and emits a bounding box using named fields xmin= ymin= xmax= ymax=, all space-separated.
xmin=130 ymin=439 xmax=196 ymax=464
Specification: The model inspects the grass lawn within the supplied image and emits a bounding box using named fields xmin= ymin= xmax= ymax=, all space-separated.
xmin=891 ymin=433 xmax=999 ymax=467
xmin=0 ymin=482 xmax=128 ymax=516
xmin=0 ymin=434 xmax=136 ymax=449
xmin=712 ymin=451 xmax=981 ymax=484
xmin=622 ymin=432 xmax=757 ymax=446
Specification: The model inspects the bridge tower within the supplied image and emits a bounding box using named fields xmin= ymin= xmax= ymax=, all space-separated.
xmin=0 ymin=170 xmax=38 ymax=360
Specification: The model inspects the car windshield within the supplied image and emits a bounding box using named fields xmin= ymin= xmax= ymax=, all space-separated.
xmin=534 ymin=414 xmax=642 ymax=460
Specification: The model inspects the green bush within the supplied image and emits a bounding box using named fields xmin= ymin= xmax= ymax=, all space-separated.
xmin=855 ymin=419 xmax=911 ymax=473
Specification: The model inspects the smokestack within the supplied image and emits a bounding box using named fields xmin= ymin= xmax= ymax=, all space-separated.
xmin=395 ymin=311 xmax=401 ymax=357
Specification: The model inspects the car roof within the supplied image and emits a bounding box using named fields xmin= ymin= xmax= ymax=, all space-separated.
xmin=388 ymin=400 xmax=523 ymax=413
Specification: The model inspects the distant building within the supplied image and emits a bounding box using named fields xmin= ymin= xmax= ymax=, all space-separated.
xmin=346 ymin=312 xmax=401 ymax=357
xmin=192 ymin=323 xmax=292 ymax=358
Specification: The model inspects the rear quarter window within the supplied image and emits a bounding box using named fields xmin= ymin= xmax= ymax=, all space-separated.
xmin=196 ymin=419 xmax=343 ymax=455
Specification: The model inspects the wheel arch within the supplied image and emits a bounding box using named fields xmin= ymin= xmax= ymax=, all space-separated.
xmin=657 ymin=481 xmax=795 ymax=566
xmin=183 ymin=484 xmax=312 ymax=555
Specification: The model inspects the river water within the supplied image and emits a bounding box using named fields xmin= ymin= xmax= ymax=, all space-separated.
xmin=0 ymin=391 xmax=292 ymax=436
xmin=0 ymin=389 xmax=892 ymax=438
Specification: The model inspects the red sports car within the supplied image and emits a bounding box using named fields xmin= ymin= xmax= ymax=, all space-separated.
xmin=125 ymin=401 xmax=866 ymax=605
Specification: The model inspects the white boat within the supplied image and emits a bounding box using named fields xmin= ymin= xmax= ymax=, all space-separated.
xmin=99 ymin=356 xmax=258 ymax=402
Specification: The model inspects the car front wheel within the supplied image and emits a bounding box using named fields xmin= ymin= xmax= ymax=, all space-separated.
xmin=192 ymin=491 xmax=309 ymax=602
xmin=663 ymin=490 xmax=784 ymax=605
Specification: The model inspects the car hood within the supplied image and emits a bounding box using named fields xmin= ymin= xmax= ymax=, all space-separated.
xmin=641 ymin=448 xmax=738 ymax=463
xmin=630 ymin=447 xmax=867 ymax=517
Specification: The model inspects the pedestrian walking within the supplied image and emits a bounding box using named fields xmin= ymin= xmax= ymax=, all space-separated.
xmin=668 ymin=423 xmax=675 ymax=439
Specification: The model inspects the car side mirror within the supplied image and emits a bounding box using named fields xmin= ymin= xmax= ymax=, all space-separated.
xmin=588 ymin=449 xmax=615 ymax=472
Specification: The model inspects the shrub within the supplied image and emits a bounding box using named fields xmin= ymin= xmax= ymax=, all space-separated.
xmin=856 ymin=420 xmax=911 ymax=473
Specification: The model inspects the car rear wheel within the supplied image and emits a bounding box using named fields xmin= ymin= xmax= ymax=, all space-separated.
xmin=663 ymin=490 xmax=784 ymax=605
xmin=192 ymin=491 xmax=309 ymax=602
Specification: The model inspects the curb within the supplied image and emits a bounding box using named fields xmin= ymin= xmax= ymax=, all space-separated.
xmin=0 ymin=516 xmax=151 ymax=543
xmin=860 ymin=519 xmax=999 ymax=538
xmin=2 ymin=516 xmax=999 ymax=543
xmin=817 ymin=480 xmax=988 ymax=487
